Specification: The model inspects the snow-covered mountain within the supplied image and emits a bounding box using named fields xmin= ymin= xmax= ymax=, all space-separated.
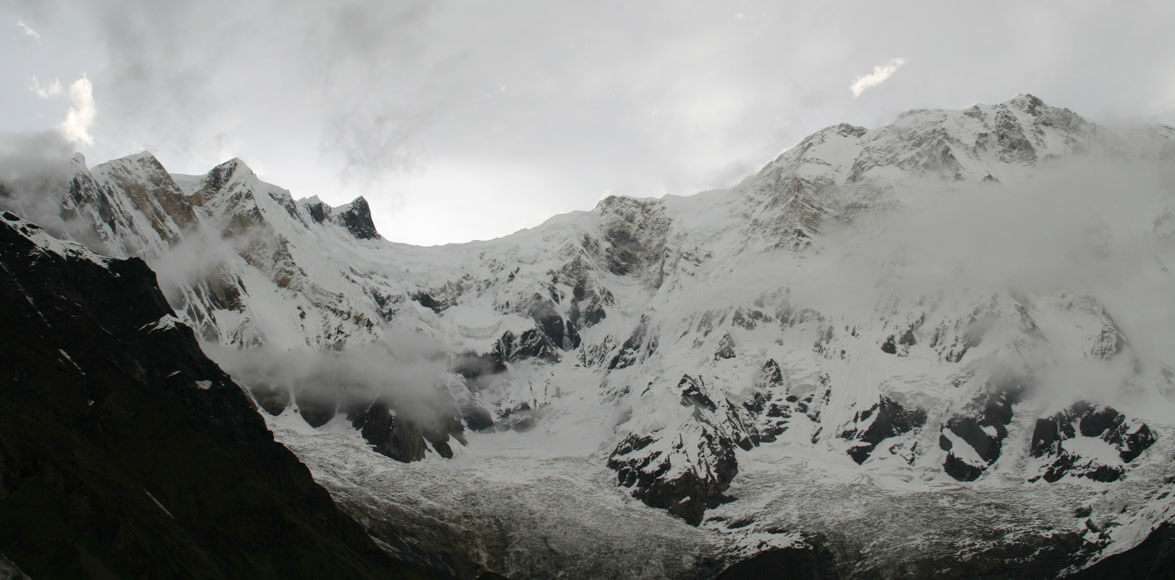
xmin=3 ymin=94 xmax=1175 ymax=578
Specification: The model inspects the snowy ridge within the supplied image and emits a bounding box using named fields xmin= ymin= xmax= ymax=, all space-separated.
xmin=0 ymin=210 xmax=111 ymax=268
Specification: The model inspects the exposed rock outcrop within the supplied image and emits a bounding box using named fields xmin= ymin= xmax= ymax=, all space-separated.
xmin=1030 ymin=402 xmax=1156 ymax=482
xmin=349 ymin=399 xmax=464 ymax=462
xmin=331 ymin=196 xmax=380 ymax=239
xmin=838 ymin=396 xmax=927 ymax=464
xmin=608 ymin=374 xmax=761 ymax=525
xmin=940 ymin=380 xmax=1025 ymax=481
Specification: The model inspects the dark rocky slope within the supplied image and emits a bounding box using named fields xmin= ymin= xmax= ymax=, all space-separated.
xmin=1070 ymin=522 xmax=1175 ymax=579
xmin=0 ymin=212 xmax=429 ymax=579
xmin=716 ymin=545 xmax=838 ymax=580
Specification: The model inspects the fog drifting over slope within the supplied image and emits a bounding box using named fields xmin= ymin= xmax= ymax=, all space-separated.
xmin=198 ymin=155 xmax=1175 ymax=429
xmin=706 ymin=158 xmax=1175 ymax=417
xmin=204 ymin=336 xmax=467 ymax=432
xmin=0 ymin=132 xmax=80 ymax=234
xmin=833 ymin=161 xmax=1175 ymax=362
xmin=3 ymin=126 xmax=1174 ymax=428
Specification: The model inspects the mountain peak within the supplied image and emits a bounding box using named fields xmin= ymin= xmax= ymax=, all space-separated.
xmin=194 ymin=157 xmax=259 ymax=199
xmin=125 ymin=150 xmax=161 ymax=163
xmin=1006 ymin=93 xmax=1045 ymax=113
xmin=331 ymin=196 xmax=379 ymax=240
xmin=89 ymin=150 xmax=196 ymax=246
xmin=205 ymin=157 xmax=255 ymax=188
xmin=95 ymin=150 xmax=166 ymax=175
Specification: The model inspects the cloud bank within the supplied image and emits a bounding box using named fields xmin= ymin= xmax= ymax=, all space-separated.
xmin=0 ymin=131 xmax=78 ymax=237
xmin=28 ymin=77 xmax=62 ymax=99
xmin=15 ymin=19 xmax=40 ymax=40
xmin=205 ymin=336 xmax=469 ymax=432
xmin=60 ymin=77 xmax=95 ymax=146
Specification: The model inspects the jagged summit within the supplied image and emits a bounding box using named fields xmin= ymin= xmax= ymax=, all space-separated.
xmin=75 ymin=94 xmax=1161 ymax=255
xmin=331 ymin=196 xmax=380 ymax=239
xmin=188 ymin=156 xmax=381 ymax=239
xmin=201 ymin=156 xmax=255 ymax=192
xmin=1007 ymin=92 xmax=1045 ymax=110
xmin=93 ymin=150 xmax=174 ymax=184
xmin=752 ymin=93 xmax=1100 ymax=193
xmin=303 ymin=194 xmax=380 ymax=239
xmin=102 ymin=149 xmax=163 ymax=164
xmin=88 ymin=151 xmax=151 ymax=176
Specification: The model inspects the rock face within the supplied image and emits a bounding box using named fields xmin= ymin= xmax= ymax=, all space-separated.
xmin=608 ymin=427 xmax=738 ymax=526
xmin=0 ymin=213 xmax=424 ymax=579
xmin=595 ymin=195 xmax=671 ymax=282
xmin=1030 ymin=402 xmax=1156 ymax=482
xmin=939 ymin=381 xmax=1025 ymax=481
xmin=608 ymin=314 xmax=659 ymax=370
xmin=608 ymin=374 xmax=759 ymax=525
xmin=303 ymin=194 xmax=380 ymax=239
xmin=350 ymin=399 xmax=465 ymax=461
xmin=331 ymin=196 xmax=381 ymax=240
xmin=838 ymin=396 xmax=927 ymax=464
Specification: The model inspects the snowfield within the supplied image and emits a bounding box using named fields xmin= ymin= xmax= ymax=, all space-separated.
xmin=271 ymin=400 xmax=1175 ymax=578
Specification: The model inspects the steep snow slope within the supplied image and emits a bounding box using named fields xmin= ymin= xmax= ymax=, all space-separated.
xmin=4 ymin=94 xmax=1175 ymax=577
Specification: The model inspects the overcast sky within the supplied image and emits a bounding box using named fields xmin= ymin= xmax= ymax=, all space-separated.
xmin=3 ymin=1 xmax=1174 ymax=245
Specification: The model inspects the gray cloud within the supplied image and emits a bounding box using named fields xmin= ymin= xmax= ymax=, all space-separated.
xmin=59 ymin=76 xmax=94 ymax=145
xmin=15 ymin=18 xmax=39 ymax=40
xmin=3 ymin=0 xmax=1175 ymax=244
xmin=0 ymin=130 xmax=77 ymax=233
xmin=204 ymin=334 xmax=472 ymax=433
xmin=28 ymin=76 xmax=62 ymax=98
xmin=805 ymin=159 xmax=1175 ymax=368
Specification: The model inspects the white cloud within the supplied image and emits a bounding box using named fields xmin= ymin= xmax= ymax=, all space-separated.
xmin=16 ymin=19 xmax=41 ymax=40
xmin=60 ymin=77 xmax=96 ymax=145
xmin=28 ymin=76 xmax=63 ymax=99
xmin=850 ymin=57 xmax=907 ymax=98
